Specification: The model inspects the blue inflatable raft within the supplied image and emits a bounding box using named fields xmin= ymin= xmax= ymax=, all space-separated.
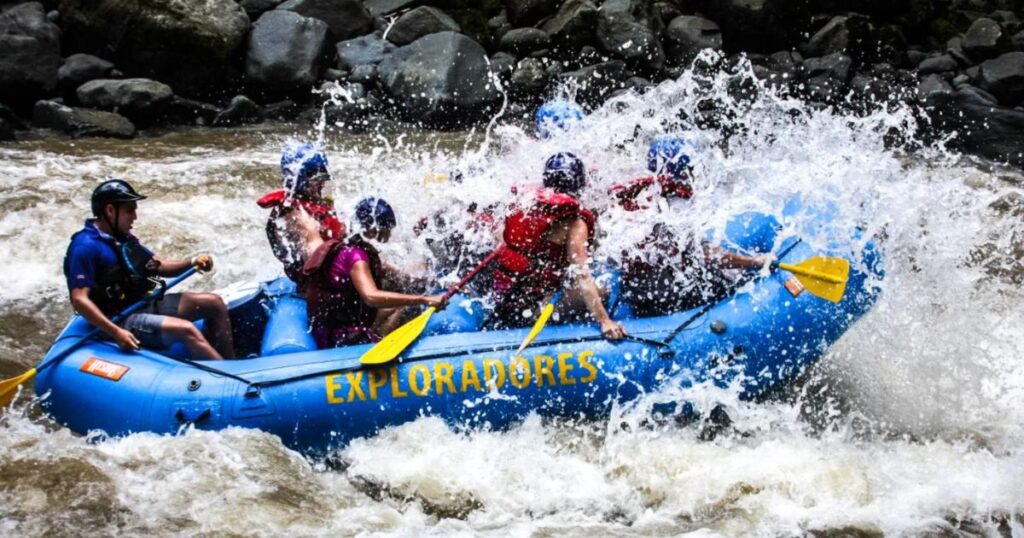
xmin=34 ymin=209 xmax=882 ymax=455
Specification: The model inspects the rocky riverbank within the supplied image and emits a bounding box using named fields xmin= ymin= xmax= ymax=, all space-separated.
xmin=1 ymin=0 xmax=1023 ymax=166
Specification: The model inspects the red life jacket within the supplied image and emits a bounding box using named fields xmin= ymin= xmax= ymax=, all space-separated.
xmin=257 ymin=190 xmax=345 ymax=283
xmin=609 ymin=174 xmax=693 ymax=211
xmin=301 ymin=236 xmax=383 ymax=347
xmin=494 ymin=187 xmax=596 ymax=297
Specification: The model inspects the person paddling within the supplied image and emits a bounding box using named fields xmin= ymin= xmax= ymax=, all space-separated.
xmin=257 ymin=143 xmax=344 ymax=287
xmin=614 ymin=136 xmax=772 ymax=316
xmin=64 ymin=180 xmax=234 ymax=359
xmin=302 ymin=197 xmax=447 ymax=348
xmin=489 ymin=153 xmax=626 ymax=340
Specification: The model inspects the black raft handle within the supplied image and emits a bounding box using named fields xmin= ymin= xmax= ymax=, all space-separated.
xmin=175 ymin=408 xmax=212 ymax=426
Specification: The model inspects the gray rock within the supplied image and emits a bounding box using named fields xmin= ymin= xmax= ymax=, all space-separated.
xmin=261 ymin=99 xmax=301 ymax=120
xmin=946 ymin=36 xmax=972 ymax=67
xmin=624 ymin=75 xmax=653 ymax=93
xmin=245 ymin=11 xmax=331 ymax=98
xmin=275 ymin=0 xmax=372 ymax=41
xmin=0 ymin=117 xmax=13 ymax=141
xmin=33 ymin=99 xmax=136 ymax=138
xmin=766 ymin=50 xmax=803 ymax=78
xmin=1014 ymin=30 xmax=1024 ymax=51
xmin=213 ymin=95 xmax=262 ymax=126
xmin=76 ymin=78 xmax=174 ymax=124
xmin=323 ymin=68 xmax=346 ymax=81
xmin=163 ymin=96 xmax=221 ymax=125
xmin=499 ymin=28 xmax=551 ymax=55
xmin=597 ymin=0 xmax=664 ymax=70
xmin=385 ymin=6 xmax=460 ymax=46
xmin=504 ymin=0 xmax=560 ymax=26
xmin=922 ymin=85 xmax=1024 ymax=168
xmin=664 ymin=16 xmax=722 ymax=65
xmin=557 ymin=60 xmax=630 ymax=105
xmin=541 ymin=0 xmax=599 ymax=50
xmin=953 ymin=73 xmax=972 ymax=86
xmin=377 ymin=31 xmax=501 ymax=125
xmin=59 ymin=0 xmax=249 ymax=97
xmin=364 ymin=0 xmax=419 ymax=17
xmin=489 ymin=52 xmax=517 ymax=80
xmin=58 ymin=54 xmax=117 ymax=95
xmin=918 ymin=73 xmax=954 ymax=98
xmin=239 ymin=0 xmax=283 ymax=19
xmin=805 ymin=15 xmax=861 ymax=57
xmin=905 ymin=49 xmax=928 ymax=67
xmin=0 ymin=103 xmax=25 ymax=130
xmin=689 ymin=0 xmax=809 ymax=52
xmin=802 ymin=53 xmax=852 ymax=102
xmin=918 ymin=55 xmax=959 ymax=75
xmin=0 ymin=3 xmax=62 ymax=107
xmin=349 ymin=64 xmax=378 ymax=86
xmin=336 ymin=34 xmax=397 ymax=70
xmin=510 ymin=58 xmax=548 ymax=97
xmin=978 ymin=52 xmax=1024 ymax=106
xmin=653 ymin=1 xmax=681 ymax=27
xmin=963 ymin=17 xmax=1011 ymax=61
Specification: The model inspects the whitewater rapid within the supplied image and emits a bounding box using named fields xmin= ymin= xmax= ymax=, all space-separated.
xmin=2 ymin=60 xmax=1023 ymax=535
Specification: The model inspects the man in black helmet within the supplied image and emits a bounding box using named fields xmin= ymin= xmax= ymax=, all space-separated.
xmin=63 ymin=180 xmax=234 ymax=359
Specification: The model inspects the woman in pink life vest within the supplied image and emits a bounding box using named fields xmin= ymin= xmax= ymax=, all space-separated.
xmin=489 ymin=152 xmax=626 ymax=340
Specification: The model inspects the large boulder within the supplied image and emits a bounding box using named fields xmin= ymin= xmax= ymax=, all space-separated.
xmin=688 ymin=0 xmax=810 ymax=52
xmin=922 ymin=85 xmax=1024 ymax=168
xmin=597 ymin=0 xmax=664 ymax=71
xmin=58 ymin=54 xmax=118 ymax=96
xmin=245 ymin=11 xmax=331 ymax=99
xmin=0 ymin=3 xmax=62 ymax=108
xmin=541 ymin=0 xmax=599 ymax=50
xmin=386 ymin=6 xmax=460 ymax=46
xmin=962 ymin=17 xmax=1014 ymax=61
xmin=499 ymin=28 xmax=551 ymax=55
xmin=364 ymin=0 xmax=419 ymax=17
xmin=804 ymin=13 xmax=905 ymax=65
xmin=556 ymin=60 xmax=630 ymax=105
xmin=510 ymin=57 xmax=548 ymax=98
xmin=664 ymin=16 xmax=722 ymax=65
xmin=33 ymin=99 xmax=136 ymax=138
xmin=978 ymin=52 xmax=1024 ymax=106
xmin=336 ymin=34 xmax=397 ymax=70
xmin=239 ymin=0 xmax=284 ymax=20
xmin=275 ymin=0 xmax=373 ymax=41
xmin=504 ymin=0 xmax=560 ymax=26
xmin=213 ymin=95 xmax=263 ymax=126
xmin=377 ymin=32 xmax=500 ymax=126
xmin=58 ymin=0 xmax=249 ymax=98
xmin=802 ymin=53 xmax=852 ymax=102
xmin=917 ymin=54 xmax=959 ymax=75
xmin=76 ymin=78 xmax=173 ymax=125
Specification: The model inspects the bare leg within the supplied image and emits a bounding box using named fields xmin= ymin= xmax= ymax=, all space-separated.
xmin=177 ymin=292 xmax=235 ymax=359
xmin=159 ymin=317 xmax=222 ymax=360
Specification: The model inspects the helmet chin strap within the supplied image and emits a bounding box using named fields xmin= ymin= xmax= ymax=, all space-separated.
xmin=102 ymin=204 xmax=126 ymax=241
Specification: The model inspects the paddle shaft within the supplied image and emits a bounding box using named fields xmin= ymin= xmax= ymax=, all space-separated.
xmin=441 ymin=250 xmax=499 ymax=301
xmin=36 ymin=267 xmax=199 ymax=374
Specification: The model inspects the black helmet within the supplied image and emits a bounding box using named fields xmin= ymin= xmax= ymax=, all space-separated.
xmin=91 ymin=179 xmax=146 ymax=216
xmin=542 ymin=152 xmax=586 ymax=195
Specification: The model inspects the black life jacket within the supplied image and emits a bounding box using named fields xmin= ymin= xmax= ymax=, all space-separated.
xmin=65 ymin=230 xmax=160 ymax=316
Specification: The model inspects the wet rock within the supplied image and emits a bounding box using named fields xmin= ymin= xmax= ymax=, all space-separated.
xmin=664 ymin=16 xmax=722 ymax=66
xmin=918 ymin=54 xmax=959 ymax=75
xmin=245 ymin=11 xmax=331 ymax=99
xmin=323 ymin=68 xmax=346 ymax=82
xmin=978 ymin=52 xmax=1024 ymax=106
xmin=766 ymin=50 xmax=803 ymax=79
xmin=33 ymin=99 xmax=136 ymax=138
xmin=923 ymin=84 xmax=1024 ymax=168
xmin=349 ymin=64 xmax=379 ymax=86
xmin=336 ymin=34 xmax=397 ymax=71
xmin=510 ymin=57 xmax=548 ymax=97
xmin=688 ymin=0 xmax=809 ymax=52
xmin=163 ymin=96 xmax=221 ymax=125
xmin=364 ymin=0 xmax=419 ymax=17
xmin=541 ymin=0 xmax=599 ymax=50
xmin=261 ymin=99 xmax=301 ymax=120
xmin=504 ymin=0 xmax=560 ymax=26
xmin=946 ymin=37 xmax=973 ymax=67
xmin=76 ymin=78 xmax=173 ymax=125
xmin=652 ymin=1 xmax=681 ymax=27
xmin=906 ymin=49 xmax=928 ymax=67
xmin=918 ymin=73 xmax=954 ymax=98
xmin=377 ymin=31 xmax=501 ymax=126
xmin=805 ymin=15 xmax=866 ymax=57
xmin=557 ymin=60 xmax=630 ymax=105
xmin=0 ymin=117 xmax=13 ymax=140
xmin=624 ymin=75 xmax=653 ymax=93
xmin=597 ymin=0 xmax=664 ymax=71
xmin=276 ymin=0 xmax=373 ymax=41
xmin=239 ymin=0 xmax=283 ymax=19
xmin=962 ymin=17 xmax=1012 ymax=61
xmin=489 ymin=52 xmax=517 ymax=81
xmin=802 ymin=53 xmax=852 ymax=102
xmin=386 ymin=6 xmax=460 ymax=46
xmin=0 ymin=103 xmax=25 ymax=130
xmin=0 ymin=2 xmax=62 ymax=108
xmin=213 ymin=95 xmax=262 ymax=126
xmin=499 ymin=28 xmax=550 ymax=56
xmin=57 ymin=54 xmax=117 ymax=97
xmin=1015 ymin=30 xmax=1024 ymax=51
xmin=59 ymin=0 xmax=249 ymax=98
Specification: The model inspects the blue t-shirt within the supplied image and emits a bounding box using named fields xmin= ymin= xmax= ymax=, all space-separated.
xmin=64 ymin=219 xmax=152 ymax=292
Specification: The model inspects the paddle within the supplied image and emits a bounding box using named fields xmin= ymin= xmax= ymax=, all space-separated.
xmin=360 ymin=250 xmax=499 ymax=365
xmin=0 ymin=267 xmax=199 ymax=408
xmin=513 ymin=290 xmax=562 ymax=356
xmin=774 ymin=256 xmax=850 ymax=303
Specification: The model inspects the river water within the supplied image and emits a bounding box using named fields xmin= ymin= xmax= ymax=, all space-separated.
xmin=2 ymin=62 xmax=1024 ymax=535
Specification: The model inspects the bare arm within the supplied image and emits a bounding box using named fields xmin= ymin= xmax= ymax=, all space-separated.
xmin=703 ymin=246 xmax=773 ymax=270
xmin=350 ymin=261 xmax=446 ymax=310
xmin=69 ymin=287 xmax=140 ymax=351
xmin=566 ymin=219 xmax=626 ymax=340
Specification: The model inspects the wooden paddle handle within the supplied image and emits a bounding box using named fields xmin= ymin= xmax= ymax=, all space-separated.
xmin=442 ymin=250 xmax=500 ymax=301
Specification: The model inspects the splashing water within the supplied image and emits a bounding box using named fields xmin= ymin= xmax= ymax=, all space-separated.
xmin=1 ymin=57 xmax=1023 ymax=535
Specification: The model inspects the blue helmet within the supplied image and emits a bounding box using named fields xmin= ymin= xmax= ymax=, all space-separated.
xmin=281 ymin=143 xmax=330 ymax=193
xmin=646 ymin=136 xmax=691 ymax=178
xmin=355 ymin=197 xmax=396 ymax=230
xmin=543 ymin=152 xmax=586 ymax=194
xmin=535 ymin=100 xmax=584 ymax=139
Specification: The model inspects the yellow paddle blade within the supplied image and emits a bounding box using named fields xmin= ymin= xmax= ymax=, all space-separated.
xmin=514 ymin=302 xmax=556 ymax=356
xmin=778 ymin=256 xmax=850 ymax=303
xmin=360 ymin=307 xmax=436 ymax=365
xmin=0 ymin=368 xmax=37 ymax=408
